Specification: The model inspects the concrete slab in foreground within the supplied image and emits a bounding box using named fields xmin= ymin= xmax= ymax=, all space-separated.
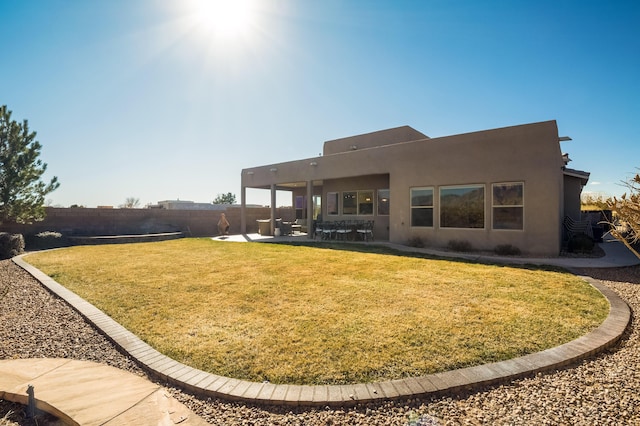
xmin=0 ymin=358 xmax=208 ymax=425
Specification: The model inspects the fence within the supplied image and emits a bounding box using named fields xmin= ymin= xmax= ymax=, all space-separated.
xmin=0 ymin=206 xmax=296 ymax=238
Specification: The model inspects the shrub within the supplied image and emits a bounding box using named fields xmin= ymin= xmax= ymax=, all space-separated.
xmin=568 ymin=234 xmax=595 ymax=254
xmin=0 ymin=232 xmax=25 ymax=259
xmin=447 ymin=239 xmax=473 ymax=252
xmin=606 ymin=171 xmax=640 ymax=260
xmin=24 ymin=231 xmax=68 ymax=250
xmin=494 ymin=244 xmax=522 ymax=256
xmin=407 ymin=236 xmax=425 ymax=248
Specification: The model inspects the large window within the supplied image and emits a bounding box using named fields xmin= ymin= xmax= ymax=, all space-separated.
xmin=343 ymin=191 xmax=357 ymax=215
xmin=492 ymin=182 xmax=524 ymax=230
xmin=342 ymin=190 xmax=375 ymax=215
xmin=378 ymin=189 xmax=390 ymax=216
xmin=440 ymin=185 xmax=485 ymax=228
xmin=411 ymin=187 xmax=434 ymax=227
xmin=358 ymin=190 xmax=374 ymax=215
xmin=327 ymin=192 xmax=339 ymax=216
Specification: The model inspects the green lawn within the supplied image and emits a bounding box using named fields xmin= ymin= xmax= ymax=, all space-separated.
xmin=24 ymin=239 xmax=609 ymax=385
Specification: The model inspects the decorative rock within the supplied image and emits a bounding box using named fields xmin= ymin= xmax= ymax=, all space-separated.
xmin=1 ymin=260 xmax=640 ymax=424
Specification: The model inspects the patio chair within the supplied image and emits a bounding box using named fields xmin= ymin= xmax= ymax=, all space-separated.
xmin=280 ymin=221 xmax=292 ymax=236
xmin=563 ymin=216 xmax=593 ymax=241
xmin=335 ymin=220 xmax=353 ymax=240
xmin=322 ymin=222 xmax=336 ymax=240
xmin=356 ymin=220 xmax=374 ymax=241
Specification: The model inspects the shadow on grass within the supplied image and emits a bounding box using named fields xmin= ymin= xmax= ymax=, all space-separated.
xmin=268 ymin=240 xmax=569 ymax=274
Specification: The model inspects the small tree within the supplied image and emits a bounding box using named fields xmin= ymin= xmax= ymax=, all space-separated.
xmin=581 ymin=193 xmax=609 ymax=210
xmin=0 ymin=105 xmax=60 ymax=224
xmin=213 ymin=192 xmax=236 ymax=205
xmin=607 ymin=171 xmax=640 ymax=259
xmin=120 ymin=197 xmax=140 ymax=208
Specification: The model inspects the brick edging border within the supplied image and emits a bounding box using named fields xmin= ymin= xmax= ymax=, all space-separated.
xmin=13 ymin=256 xmax=631 ymax=407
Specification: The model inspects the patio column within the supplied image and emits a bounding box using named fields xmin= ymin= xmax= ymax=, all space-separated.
xmin=307 ymin=180 xmax=314 ymax=239
xmin=240 ymin=185 xmax=246 ymax=235
xmin=270 ymin=183 xmax=277 ymax=235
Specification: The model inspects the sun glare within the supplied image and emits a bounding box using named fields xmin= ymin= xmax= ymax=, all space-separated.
xmin=191 ymin=0 xmax=257 ymax=40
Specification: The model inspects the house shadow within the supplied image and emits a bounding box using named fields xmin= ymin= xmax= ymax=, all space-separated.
xmin=575 ymin=265 xmax=640 ymax=285
xmin=269 ymin=240 xmax=567 ymax=274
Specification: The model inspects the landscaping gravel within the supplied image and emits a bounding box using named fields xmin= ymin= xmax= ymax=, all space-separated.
xmin=1 ymin=259 xmax=640 ymax=425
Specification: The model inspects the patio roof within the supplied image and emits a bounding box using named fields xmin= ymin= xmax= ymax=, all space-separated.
xmin=563 ymin=167 xmax=590 ymax=185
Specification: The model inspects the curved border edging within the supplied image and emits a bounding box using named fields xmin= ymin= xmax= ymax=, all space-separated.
xmin=68 ymin=232 xmax=184 ymax=245
xmin=13 ymin=256 xmax=631 ymax=407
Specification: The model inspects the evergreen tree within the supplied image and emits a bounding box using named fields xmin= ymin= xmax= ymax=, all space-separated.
xmin=213 ymin=192 xmax=236 ymax=204
xmin=0 ymin=105 xmax=60 ymax=224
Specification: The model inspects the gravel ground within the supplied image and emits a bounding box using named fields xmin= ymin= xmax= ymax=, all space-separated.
xmin=1 ymin=259 xmax=640 ymax=425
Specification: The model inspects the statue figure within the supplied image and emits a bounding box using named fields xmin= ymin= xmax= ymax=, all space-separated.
xmin=217 ymin=213 xmax=230 ymax=236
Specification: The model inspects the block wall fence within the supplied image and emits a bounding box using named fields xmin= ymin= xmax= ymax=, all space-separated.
xmin=0 ymin=207 xmax=296 ymax=238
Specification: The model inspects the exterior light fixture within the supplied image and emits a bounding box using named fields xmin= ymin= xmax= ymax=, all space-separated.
xmin=270 ymin=167 xmax=278 ymax=172
xmin=310 ymin=161 xmax=317 ymax=166
xmin=350 ymin=145 xmax=358 ymax=150
xmin=247 ymin=171 xmax=254 ymax=175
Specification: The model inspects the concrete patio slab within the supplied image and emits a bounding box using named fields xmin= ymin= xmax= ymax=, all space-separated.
xmin=0 ymin=358 xmax=208 ymax=425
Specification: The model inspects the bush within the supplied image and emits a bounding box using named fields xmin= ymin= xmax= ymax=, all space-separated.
xmin=606 ymin=171 xmax=640 ymax=260
xmin=447 ymin=239 xmax=473 ymax=252
xmin=24 ymin=231 xmax=68 ymax=250
xmin=494 ymin=244 xmax=522 ymax=256
xmin=568 ymin=234 xmax=595 ymax=254
xmin=407 ymin=236 xmax=425 ymax=248
xmin=0 ymin=232 xmax=25 ymax=259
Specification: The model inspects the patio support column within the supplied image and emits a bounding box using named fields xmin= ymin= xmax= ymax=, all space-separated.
xmin=240 ymin=185 xmax=246 ymax=235
xmin=270 ymin=183 xmax=277 ymax=236
xmin=307 ymin=180 xmax=314 ymax=239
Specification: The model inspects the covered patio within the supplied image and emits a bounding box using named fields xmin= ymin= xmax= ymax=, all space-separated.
xmin=239 ymin=122 xmax=589 ymax=256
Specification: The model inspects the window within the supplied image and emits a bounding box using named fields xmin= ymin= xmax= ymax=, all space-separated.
xmin=343 ymin=191 xmax=357 ymax=215
xmin=295 ymin=196 xmax=306 ymax=219
xmin=358 ymin=190 xmax=374 ymax=215
xmin=327 ymin=192 xmax=339 ymax=216
xmin=378 ymin=189 xmax=390 ymax=216
xmin=492 ymin=183 xmax=524 ymax=230
xmin=440 ymin=185 xmax=485 ymax=228
xmin=411 ymin=187 xmax=433 ymax=227
xmin=312 ymin=195 xmax=322 ymax=220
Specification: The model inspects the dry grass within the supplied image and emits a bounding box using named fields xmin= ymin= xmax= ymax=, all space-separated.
xmin=24 ymin=239 xmax=609 ymax=385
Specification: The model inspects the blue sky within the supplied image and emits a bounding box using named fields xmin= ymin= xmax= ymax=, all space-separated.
xmin=1 ymin=0 xmax=638 ymax=207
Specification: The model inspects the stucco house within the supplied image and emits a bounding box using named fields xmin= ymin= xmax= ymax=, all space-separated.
xmin=239 ymin=120 xmax=589 ymax=256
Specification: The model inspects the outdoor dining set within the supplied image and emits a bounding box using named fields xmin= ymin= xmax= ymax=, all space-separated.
xmin=313 ymin=220 xmax=374 ymax=241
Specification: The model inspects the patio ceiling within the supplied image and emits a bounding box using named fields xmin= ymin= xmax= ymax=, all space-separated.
xmin=246 ymin=180 xmax=324 ymax=191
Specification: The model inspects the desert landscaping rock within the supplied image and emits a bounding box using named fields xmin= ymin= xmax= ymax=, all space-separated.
xmin=1 ymin=259 xmax=640 ymax=425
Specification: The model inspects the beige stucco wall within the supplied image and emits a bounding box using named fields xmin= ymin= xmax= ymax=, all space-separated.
xmin=563 ymin=175 xmax=584 ymax=221
xmin=1 ymin=206 xmax=295 ymax=238
xmin=386 ymin=122 xmax=564 ymax=255
xmin=323 ymin=126 xmax=429 ymax=155
xmin=242 ymin=121 xmax=568 ymax=256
